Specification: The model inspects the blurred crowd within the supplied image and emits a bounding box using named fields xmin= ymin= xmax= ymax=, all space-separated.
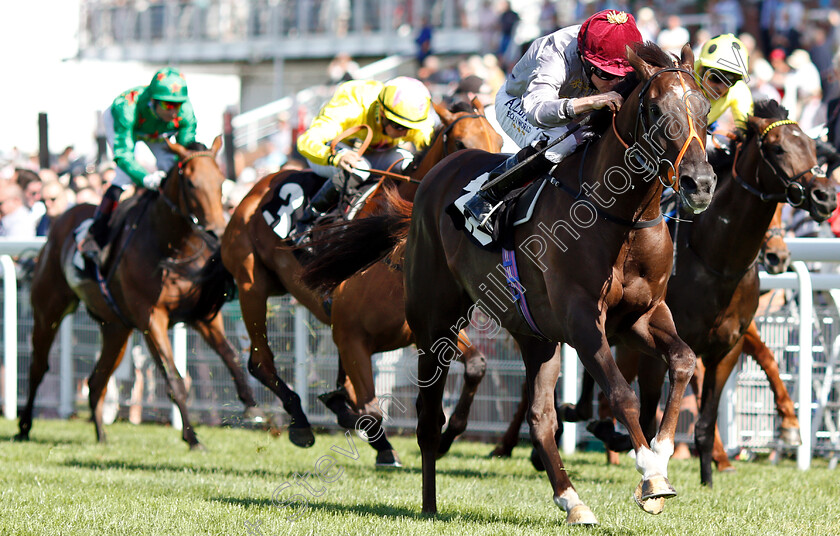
xmin=6 ymin=0 xmax=840 ymax=241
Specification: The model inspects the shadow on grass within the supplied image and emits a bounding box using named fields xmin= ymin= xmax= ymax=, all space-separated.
xmin=0 ymin=433 xmax=88 ymax=446
xmin=61 ymin=458 xmax=287 ymax=480
xmin=212 ymin=496 xmax=561 ymax=529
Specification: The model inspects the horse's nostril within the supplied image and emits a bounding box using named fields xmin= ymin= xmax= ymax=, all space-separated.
xmin=681 ymin=176 xmax=698 ymax=192
xmin=812 ymin=189 xmax=830 ymax=203
xmin=765 ymin=253 xmax=780 ymax=266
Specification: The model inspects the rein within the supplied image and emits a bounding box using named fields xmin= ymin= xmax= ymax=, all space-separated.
xmin=731 ymin=119 xmax=824 ymax=206
xmin=611 ymin=66 xmax=705 ymax=191
xmin=158 ymin=152 xmax=222 ymax=249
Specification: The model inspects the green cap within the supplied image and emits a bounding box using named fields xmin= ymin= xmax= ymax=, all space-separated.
xmin=148 ymin=67 xmax=188 ymax=102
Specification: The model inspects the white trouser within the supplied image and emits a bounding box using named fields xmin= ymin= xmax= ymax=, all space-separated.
xmin=306 ymin=143 xmax=415 ymax=190
xmin=104 ymin=106 xmax=178 ymax=189
xmin=494 ymin=87 xmax=585 ymax=164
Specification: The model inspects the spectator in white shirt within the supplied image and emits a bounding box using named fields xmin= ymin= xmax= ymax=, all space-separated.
xmin=0 ymin=181 xmax=36 ymax=238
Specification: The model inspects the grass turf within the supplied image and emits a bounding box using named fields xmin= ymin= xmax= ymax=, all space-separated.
xmin=0 ymin=419 xmax=837 ymax=535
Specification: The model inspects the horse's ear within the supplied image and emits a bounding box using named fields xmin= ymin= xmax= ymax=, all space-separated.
xmin=433 ymin=101 xmax=454 ymax=124
xmin=165 ymin=137 xmax=189 ymax=159
xmin=471 ymin=96 xmax=486 ymax=115
xmin=746 ymin=115 xmax=768 ymax=137
xmin=626 ymin=45 xmax=654 ymax=80
xmin=679 ymin=44 xmax=695 ymax=71
xmin=211 ymin=135 xmax=223 ymax=156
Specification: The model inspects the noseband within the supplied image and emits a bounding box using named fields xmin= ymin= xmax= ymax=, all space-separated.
xmin=158 ymin=151 xmax=221 ymax=248
xmin=613 ymin=67 xmax=705 ymax=192
xmin=731 ymin=119 xmax=825 ymax=206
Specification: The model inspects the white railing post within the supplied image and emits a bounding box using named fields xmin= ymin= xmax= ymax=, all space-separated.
xmin=561 ymin=343 xmax=578 ymax=454
xmin=2 ymin=255 xmax=18 ymax=420
xmin=171 ymin=323 xmax=188 ymax=431
xmin=294 ymin=305 xmax=309 ymax=413
xmin=792 ymin=261 xmax=813 ymax=470
xmin=59 ymin=317 xmax=74 ymax=419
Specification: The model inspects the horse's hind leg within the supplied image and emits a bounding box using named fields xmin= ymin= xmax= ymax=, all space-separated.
xmin=692 ymin=359 xmax=733 ymax=471
xmin=88 ymin=324 xmax=131 ymax=444
xmin=743 ymin=322 xmax=801 ymax=446
xmin=438 ymin=332 xmax=487 ymax=457
xmin=517 ymin=337 xmax=597 ymax=525
xmin=17 ymin=275 xmax=79 ymax=441
xmin=192 ymin=315 xmax=269 ymax=425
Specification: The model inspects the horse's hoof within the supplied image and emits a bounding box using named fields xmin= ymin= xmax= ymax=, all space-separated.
xmin=375 ymin=449 xmax=403 ymax=468
xmin=566 ymin=504 xmax=599 ymax=525
xmin=12 ymin=433 xmax=29 ymax=442
xmin=633 ymin=482 xmax=666 ymax=515
xmin=780 ymin=426 xmax=802 ymax=447
xmin=317 ymin=388 xmax=347 ymax=407
xmin=718 ymin=464 xmax=736 ymax=473
xmin=641 ymin=475 xmax=677 ymax=500
xmin=289 ymin=427 xmax=315 ymax=448
xmin=189 ymin=443 xmax=206 ymax=451
xmin=488 ymin=446 xmax=513 ymax=458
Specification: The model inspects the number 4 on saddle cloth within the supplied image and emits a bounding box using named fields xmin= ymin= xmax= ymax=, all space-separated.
xmin=260 ymin=171 xmax=377 ymax=242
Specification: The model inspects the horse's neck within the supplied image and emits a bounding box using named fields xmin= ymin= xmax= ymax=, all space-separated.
xmin=688 ymin=169 xmax=777 ymax=274
xmin=149 ymin=196 xmax=198 ymax=256
xmin=585 ymin=135 xmax=664 ymax=223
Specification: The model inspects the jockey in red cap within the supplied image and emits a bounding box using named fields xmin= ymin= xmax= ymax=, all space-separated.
xmin=463 ymin=10 xmax=643 ymax=234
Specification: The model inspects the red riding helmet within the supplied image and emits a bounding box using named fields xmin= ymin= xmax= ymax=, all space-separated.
xmin=577 ymin=10 xmax=643 ymax=77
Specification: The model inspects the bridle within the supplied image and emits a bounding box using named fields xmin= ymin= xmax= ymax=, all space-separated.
xmin=612 ymin=66 xmax=705 ymax=192
xmin=157 ymin=150 xmax=222 ymax=248
xmin=730 ymin=119 xmax=825 ymax=207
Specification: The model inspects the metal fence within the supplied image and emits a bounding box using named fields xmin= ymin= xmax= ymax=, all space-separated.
xmin=2 ymin=247 xmax=839 ymax=466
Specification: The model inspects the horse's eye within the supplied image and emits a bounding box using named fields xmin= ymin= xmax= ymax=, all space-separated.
xmin=650 ymin=104 xmax=661 ymax=117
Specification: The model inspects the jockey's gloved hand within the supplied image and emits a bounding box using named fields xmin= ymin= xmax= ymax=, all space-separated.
xmin=142 ymin=170 xmax=166 ymax=190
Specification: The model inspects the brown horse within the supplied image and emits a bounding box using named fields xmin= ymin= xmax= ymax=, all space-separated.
xmin=499 ymin=205 xmax=799 ymax=467
xmin=574 ymin=101 xmax=834 ymax=487
xmin=17 ymin=137 xmax=259 ymax=449
xmin=300 ymin=43 xmax=717 ymax=523
xmin=220 ymin=101 xmax=503 ymax=458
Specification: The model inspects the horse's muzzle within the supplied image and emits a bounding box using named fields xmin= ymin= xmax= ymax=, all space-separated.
xmin=677 ymin=162 xmax=716 ymax=214
xmin=807 ymin=184 xmax=837 ymax=223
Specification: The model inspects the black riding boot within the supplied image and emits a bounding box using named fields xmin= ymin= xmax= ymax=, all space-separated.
xmin=292 ymin=179 xmax=341 ymax=244
xmin=463 ymin=144 xmax=552 ymax=234
xmin=80 ymin=184 xmax=122 ymax=260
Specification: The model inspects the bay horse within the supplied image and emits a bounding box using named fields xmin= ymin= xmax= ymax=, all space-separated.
xmin=574 ymin=101 xmax=834 ymax=487
xmin=220 ymin=101 xmax=503 ymax=459
xmin=510 ymin=206 xmax=798 ymax=469
xmin=17 ymin=137 xmax=259 ymax=449
xmin=300 ymin=43 xmax=717 ymax=523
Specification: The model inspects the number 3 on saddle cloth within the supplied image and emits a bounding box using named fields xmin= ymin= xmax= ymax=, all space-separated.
xmin=260 ymin=171 xmax=377 ymax=240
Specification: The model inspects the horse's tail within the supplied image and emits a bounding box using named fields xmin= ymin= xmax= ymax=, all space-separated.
xmin=190 ymin=248 xmax=237 ymax=322
xmin=301 ymin=185 xmax=412 ymax=293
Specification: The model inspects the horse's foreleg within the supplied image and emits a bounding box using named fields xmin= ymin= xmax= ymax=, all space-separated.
xmin=626 ymin=304 xmax=695 ymax=514
xmin=143 ymin=316 xmax=202 ymax=449
xmin=238 ymin=276 xmax=314 ymax=448
xmin=743 ymin=322 xmax=801 ymax=445
xmin=88 ymin=324 xmax=131 ymax=444
xmin=490 ymin=380 xmax=528 ymax=457
xmin=695 ymin=343 xmax=742 ymax=487
xmin=439 ymin=333 xmax=487 ymax=457
xmin=518 ymin=337 xmax=597 ymax=525
xmin=193 ymin=315 xmax=258 ymax=409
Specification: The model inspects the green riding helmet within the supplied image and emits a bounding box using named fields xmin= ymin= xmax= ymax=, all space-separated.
xmin=148 ymin=67 xmax=189 ymax=102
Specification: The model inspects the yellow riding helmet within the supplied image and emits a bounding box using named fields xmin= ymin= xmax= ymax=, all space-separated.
xmin=378 ymin=77 xmax=431 ymax=129
xmin=695 ymin=34 xmax=749 ymax=77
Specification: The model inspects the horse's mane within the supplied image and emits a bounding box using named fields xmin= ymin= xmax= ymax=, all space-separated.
xmin=710 ymin=100 xmax=789 ymax=171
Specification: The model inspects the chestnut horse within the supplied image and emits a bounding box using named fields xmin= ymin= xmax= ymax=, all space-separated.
xmin=299 ymin=43 xmax=717 ymax=523
xmin=17 ymin=137 xmax=256 ymax=449
xmin=573 ymin=101 xmax=834 ymax=487
xmin=221 ymin=101 xmax=502 ymax=459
